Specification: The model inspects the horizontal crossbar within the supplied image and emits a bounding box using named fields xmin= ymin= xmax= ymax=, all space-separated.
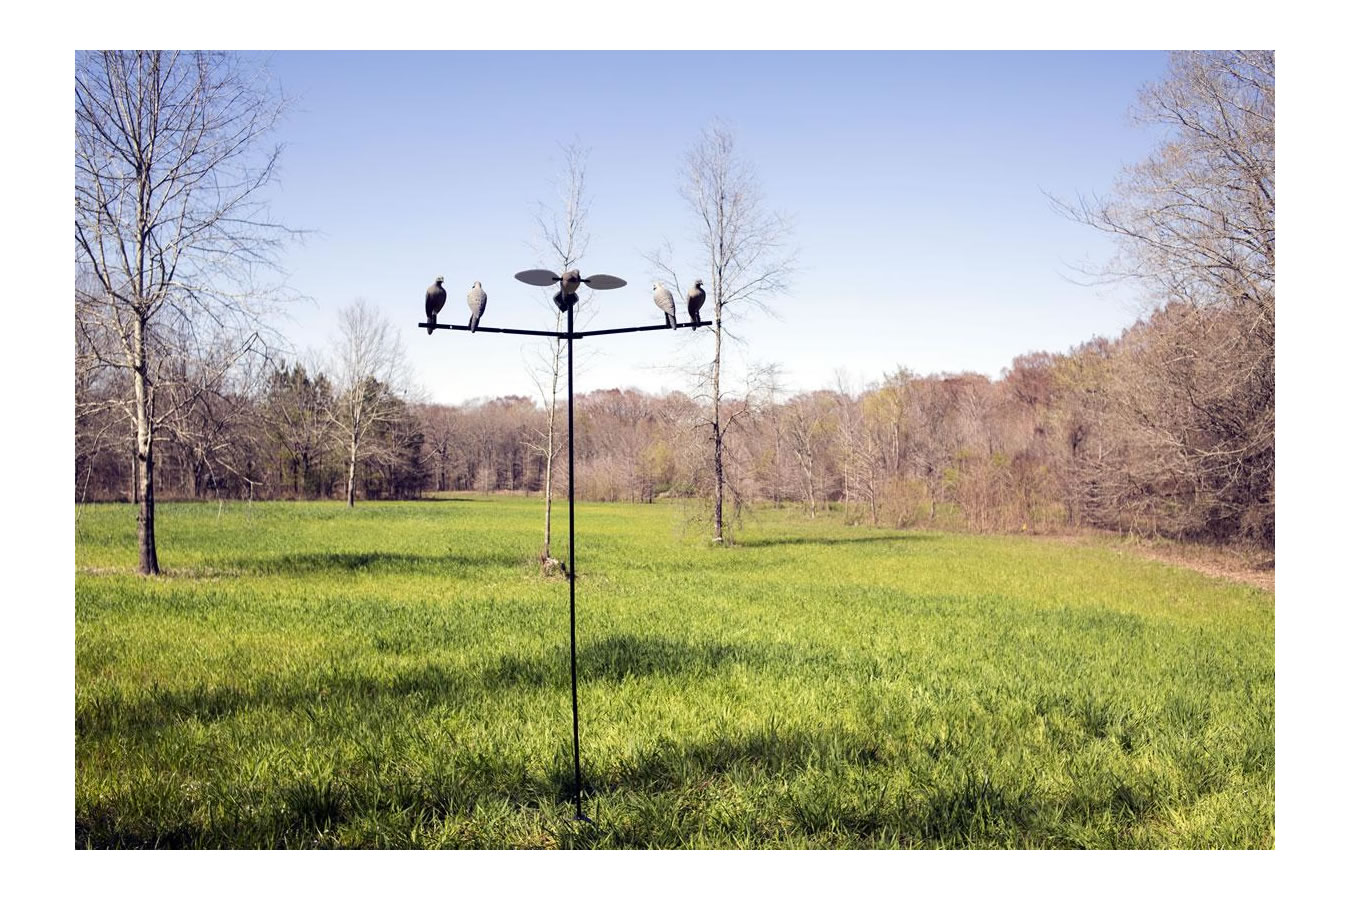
xmin=418 ymin=321 xmax=702 ymax=339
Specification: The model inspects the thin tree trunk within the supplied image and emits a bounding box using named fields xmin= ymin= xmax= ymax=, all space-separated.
xmin=712 ymin=314 xmax=724 ymax=543
xmin=346 ymin=430 xmax=358 ymax=507
xmin=805 ymin=458 xmax=816 ymax=519
xmin=773 ymin=425 xmax=782 ymax=507
xmin=842 ymin=455 xmax=851 ymax=519
xmin=138 ymin=439 xmax=158 ymax=573
xmin=133 ymin=316 xmax=159 ymax=575
xmin=543 ymin=375 xmax=558 ymax=558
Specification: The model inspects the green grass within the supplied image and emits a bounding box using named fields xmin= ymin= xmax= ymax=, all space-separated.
xmin=74 ymin=496 xmax=1273 ymax=848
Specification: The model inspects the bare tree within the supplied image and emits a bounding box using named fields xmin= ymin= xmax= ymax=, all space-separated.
xmin=652 ymin=121 xmax=793 ymax=543
xmin=416 ymin=402 xmax=466 ymax=493
xmin=159 ymin=335 xmax=275 ymax=502
xmin=261 ymin=355 xmax=335 ymax=498
xmin=328 ymin=300 xmax=414 ymax=507
xmin=525 ymin=143 xmax=591 ymax=566
xmin=75 ymin=50 xmax=289 ymax=574
xmin=831 ymin=371 xmax=882 ymax=525
xmin=1055 ymin=51 xmax=1274 ymax=543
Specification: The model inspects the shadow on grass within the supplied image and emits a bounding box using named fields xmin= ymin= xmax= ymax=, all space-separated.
xmin=583 ymin=724 xmax=891 ymax=796
xmin=735 ymin=533 xmax=939 ymax=549
xmin=77 ymin=634 xmax=770 ymax=737
xmin=547 ymin=726 xmax=1050 ymax=847
xmin=77 ymin=687 xmax=1189 ymax=849
xmin=76 ymin=719 xmax=1156 ymax=849
xmin=485 ymin=634 xmax=763 ymax=689
xmin=227 ymin=550 xmax=525 ymax=576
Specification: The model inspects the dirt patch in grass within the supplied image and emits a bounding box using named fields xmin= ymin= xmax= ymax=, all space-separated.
xmin=1121 ymin=542 xmax=1273 ymax=592
xmin=1040 ymin=531 xmax=1274 ymax=592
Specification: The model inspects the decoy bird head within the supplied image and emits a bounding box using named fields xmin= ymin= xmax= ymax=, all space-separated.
xmin=472 ymin=281 xmax=481 ymax=289
xmin=652 ymin=282 xmax=660 ymax=290
xmin=435 ymin=276 xmax=444 ymax=285
xmin=694 ymin=279 xmax=704 ymax=288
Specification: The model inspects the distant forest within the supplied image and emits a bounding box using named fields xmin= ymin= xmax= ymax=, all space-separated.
xmin=75 ymin=288 xmax=1272 ymax=547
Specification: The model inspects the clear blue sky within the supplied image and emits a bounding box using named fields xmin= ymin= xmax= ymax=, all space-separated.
xmin=259 ymin=51 xmax=1170 ymax=404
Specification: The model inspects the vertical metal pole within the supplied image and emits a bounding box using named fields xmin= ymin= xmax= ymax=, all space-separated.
xmin=566 ymin=300 xmax=586 ymax=822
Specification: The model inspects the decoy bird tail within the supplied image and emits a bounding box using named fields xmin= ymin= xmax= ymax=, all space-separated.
xmin=426 ymin=313 xmax=436 ymax=335
xmin=469 ymin=314 xmax=480 ymax=333
xmin=666 ymin=312 xmax=677 ymax=330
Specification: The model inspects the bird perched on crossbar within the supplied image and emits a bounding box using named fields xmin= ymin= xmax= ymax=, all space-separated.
xmin=687 ymin=279 xmax=706 ymax=329
xmin=652 ymin=282 xmax=677 ymax=329
xmin=466 ymin=281 xmax=487 ymax=332
xmin=425 ymin=276 xmax=446 ymax=334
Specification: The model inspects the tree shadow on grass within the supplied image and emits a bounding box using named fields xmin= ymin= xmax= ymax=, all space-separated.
xmin=546 ymin=726 xmax=1049 ymax=847
xmin=227 ymin=550 xmax=526 ymax=576
xmin=485 ymin=634 xmax=764 ymax=689
xmin=77 ymin=663 xmax=476 ymax=736
xmin=735 ymin=533 xmax=939 ymax=549
xmin=77 ymin=634 xmax=770 ymax=737
xmin=582 ymin=724 xmax=891 ymax=796
xmin=77 ymin=718 xmax=1159 ymax=848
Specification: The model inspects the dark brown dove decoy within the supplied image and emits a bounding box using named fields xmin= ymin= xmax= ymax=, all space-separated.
xmin=687 ymin=279 xmax=706 ymax=329
xmin=425 ymin=276 xmax=447 ymax=334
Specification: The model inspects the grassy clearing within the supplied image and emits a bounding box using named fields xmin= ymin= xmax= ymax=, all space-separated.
xmin=75 ymin=496 xmax=1273 ymax=848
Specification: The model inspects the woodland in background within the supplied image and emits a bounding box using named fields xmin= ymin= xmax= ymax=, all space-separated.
xmin=74 ymin=299 xmax=1274 ymax=546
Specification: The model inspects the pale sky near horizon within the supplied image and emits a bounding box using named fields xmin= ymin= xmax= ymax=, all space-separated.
xmin=259 ymin=50 xmax=1170 ymax=405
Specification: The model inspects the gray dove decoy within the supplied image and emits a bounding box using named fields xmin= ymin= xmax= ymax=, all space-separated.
xmin=652 ymin=282 xmax=677 ymax=329
xmin=466 ymin=281 xmax=487 ymax=332
xmin=687 ymin=279 xmax=706 ymax=329
xmin=425 ymin=276 xmax=447 ymax=334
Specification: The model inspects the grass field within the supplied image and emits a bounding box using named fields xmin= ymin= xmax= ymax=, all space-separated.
xmin=74 ymin=496 xmax=1274 ymax=848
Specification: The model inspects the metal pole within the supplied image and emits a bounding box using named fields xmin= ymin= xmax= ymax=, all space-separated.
xmin=426 ymin=269 xmax=641 ymax=825
xmin=566 ymin=300 xmax=587 ymax=822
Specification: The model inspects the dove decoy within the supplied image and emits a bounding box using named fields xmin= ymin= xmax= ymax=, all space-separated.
xmin=652 ymin=283 xmax=677 ymax=329
xmin=687 ymin=279 xmax=706 ymax=329
xmin=466 ymin=281 xmax=487 ymax=332
xmin=425 ymin=276 xmax=447 ymax=334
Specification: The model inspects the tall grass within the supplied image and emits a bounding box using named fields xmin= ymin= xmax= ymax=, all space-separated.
xmin=75 ymin=497 xmax=1273 ymax=848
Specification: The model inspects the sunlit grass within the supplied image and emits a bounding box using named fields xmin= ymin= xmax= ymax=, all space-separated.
xmin=75 ymin=496 xmax=1273 ymax=848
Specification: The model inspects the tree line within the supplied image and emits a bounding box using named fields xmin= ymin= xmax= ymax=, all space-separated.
xmin=75 ymin=289 xmax=1273 ymax=547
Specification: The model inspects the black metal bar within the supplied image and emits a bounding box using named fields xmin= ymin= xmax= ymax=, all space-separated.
xmin=419 ymin=322 xmax=568 ymax=338
xmin=574 ymin=321 xmax=699 ymax=338
xmin=566 ymin=304 xmax=587 ymax=823
xmin=419 ymin=320 xmax=701 ymax=339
